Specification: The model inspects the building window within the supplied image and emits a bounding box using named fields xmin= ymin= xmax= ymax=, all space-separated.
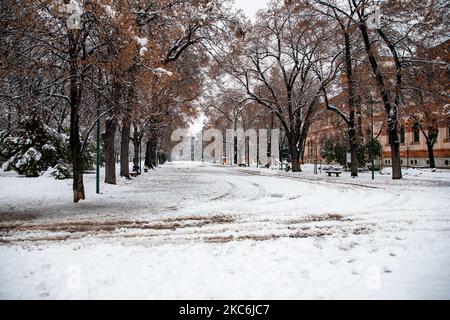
xmin=400 ymin=125 xmax=405 ymax=144
xmin=413 ymin=123 xmax=420 ymax=143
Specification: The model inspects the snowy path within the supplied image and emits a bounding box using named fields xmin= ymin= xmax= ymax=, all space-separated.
xmin=1 ymin=162 xmax=449 ymax=299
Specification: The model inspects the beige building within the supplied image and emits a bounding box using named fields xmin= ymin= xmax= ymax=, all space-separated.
xmin=380 ymin=119 xmax=450 ymax=168
xmin=304 ymin=110 xmax=450 ymax=169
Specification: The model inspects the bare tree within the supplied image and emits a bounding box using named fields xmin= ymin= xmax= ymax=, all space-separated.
xmin=225 ymin=1 xmax=340 ymax=171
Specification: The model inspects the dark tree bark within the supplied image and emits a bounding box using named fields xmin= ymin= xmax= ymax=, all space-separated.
xmin=145 ymin=138 xmax=157 ymax=169
xmin=68 ymin=31 xmax=85 ymax=203
xmin=120 ymin=119 xmax=131 ymax=179
xmin=234 ymin=136 xmax=238 ymax=165
xmin=289 ymin=143 xmax=301 ymax=172
xmin=69 ymin=91 xmax=85 ymax=202
xmin=132 ymin=123 xmax=142 ymax=173
xmin=329 ymin=27 xmax=360 ymax=177
xmin=144 ymin=141 xmax=151 ymax=169
xmin=423 ymin=127 xmax=439 ymax=169
xmin=343 ymin=30 xmax=360 ymax=177
xmin=426 ymin=141 xmax=436 ymax=169
xmin=233 ymin=119 xmax=238 ymax=165
xmin=349 ymin=126 xmax=358 ymax=177
xmin=358 ymin=23 xmax=402 ymax=179
xmin=104 ymin=116 xmax=117 ymax=184
xmin=323 ymin=87 xmax=358 ymax=177
xmin=120 ymin=61 xmax=138 ymax=178
xmin=387 ymin=118 xmax=402 ymax=179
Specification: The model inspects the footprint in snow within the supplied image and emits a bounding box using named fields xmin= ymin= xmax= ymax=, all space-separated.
xmin=268 ymin=193 xmax=283 ymax=198
xmin=301 ymin=270 xmax=309 ymax=277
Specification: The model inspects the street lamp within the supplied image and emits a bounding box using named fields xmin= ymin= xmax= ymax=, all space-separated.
xmin=369 ymin=94 xmax=375 ymax=180
xmin=96 ymin=107 xmax=100 ymax=194
xmin=314 ymin=142 xmax=318 ymax=175
xmin=406 ymin=125 xmax=409 ymax=170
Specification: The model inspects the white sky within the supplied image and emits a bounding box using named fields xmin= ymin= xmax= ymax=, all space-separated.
xmin=233 ymin=0 xmax=269 ymax=20
xmin=189 ymin=113 xmax=207 ymax=136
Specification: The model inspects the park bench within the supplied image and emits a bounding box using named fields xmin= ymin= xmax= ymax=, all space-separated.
xmin=326 ymin=170 xmax=342 ymax=177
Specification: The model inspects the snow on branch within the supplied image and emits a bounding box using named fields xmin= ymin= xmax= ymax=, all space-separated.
xmin=152 ymin=67 xmax=174 ymax=77
xmin=134 ymin=36 xmax=149 ymax=56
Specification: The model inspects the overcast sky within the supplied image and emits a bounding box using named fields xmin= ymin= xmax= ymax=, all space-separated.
xmin=233 ymin=0 xmax=268 ymax=20
xmin=190 ymin=0 xmax=269 ymax=133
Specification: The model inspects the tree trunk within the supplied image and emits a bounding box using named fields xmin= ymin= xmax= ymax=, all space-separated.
xmin=233 ymin=120 xmax=238 ymax=165
xmin=349 ymin=133 xmax=358 ymax=177
xmin=388 ymin=117 xmax=402 ymax=179
xmin=132 ymin=123 xmax=141 ymax=173
xmin=145 ymin=141 xmax=151 ymax=169
xmin=344 ymin=31 xmax=359 ymax=177
xmin=104 ymin=116 xmax=117 ymax=184
xmin=70 ymin=102 xmax=85 ymax=203
xmin=348 ymin=122 xmax=358 ymax=177
xmin=145 ymin=139 xmax=157 ymax=169
xmin=359 ymin=23 xmax=402 ymax=179
xmin=427 ymin=141 xmax=436 ymax=169
xmin=234 ymin=136 xmax=238 ymax=165
xmin=120 ymin=119 xmax=131 ymax=179
xmin=290 ymin=143 xmax=301 ymax=172
xmin=68 ymin=31 xmax=85 ymax=203
xmin=246 ymin=137 xmax=250 ymax=167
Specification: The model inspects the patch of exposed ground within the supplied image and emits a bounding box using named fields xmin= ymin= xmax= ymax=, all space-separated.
xmin=0 ymin=213 xmax=372 ymax=245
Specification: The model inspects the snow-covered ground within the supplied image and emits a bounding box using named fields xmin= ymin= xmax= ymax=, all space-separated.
xmin=1 ymin=162 xmax=449 ymax=299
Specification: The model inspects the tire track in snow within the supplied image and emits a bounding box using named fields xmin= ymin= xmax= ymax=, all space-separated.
xmin=0 ymin=213 xmax=374 ymax=246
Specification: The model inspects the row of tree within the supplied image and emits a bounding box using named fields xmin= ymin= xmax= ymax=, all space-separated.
xmin=206 ymin=0 xmax=449 ymax=177
xmin=1 ymin=0 xmax=239 ymax=202
xmin=1 ymin=0 xmax=448 ymax=205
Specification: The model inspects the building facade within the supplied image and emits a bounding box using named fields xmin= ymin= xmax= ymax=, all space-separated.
xmin=380 ymin=120 xmax=450 ymax=168
xmin=304 ymin=108 xmax=450 ymax=169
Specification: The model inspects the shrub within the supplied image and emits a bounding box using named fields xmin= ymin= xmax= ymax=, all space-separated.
xmin=0 ymin=111 xmax=95 ymax=179
xmin=50 ymin=162 xmax=73 ymax=180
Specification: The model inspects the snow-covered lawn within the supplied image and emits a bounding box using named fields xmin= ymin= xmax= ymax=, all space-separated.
xmin=1 ymin=162 xmax=449 ymax=299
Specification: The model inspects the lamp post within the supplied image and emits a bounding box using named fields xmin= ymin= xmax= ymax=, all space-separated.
xmin=370 ymin=94 xmax=375 ymax=180
xmin=139 ymin=141 xmax=142 ymax=174
xmin=314 ymin=143 xmax=318 ymax=175
xmin=406 ymin=133 xmax=409 ymax=169
xmin=96 ymin=107 xmax=100 ymax=194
